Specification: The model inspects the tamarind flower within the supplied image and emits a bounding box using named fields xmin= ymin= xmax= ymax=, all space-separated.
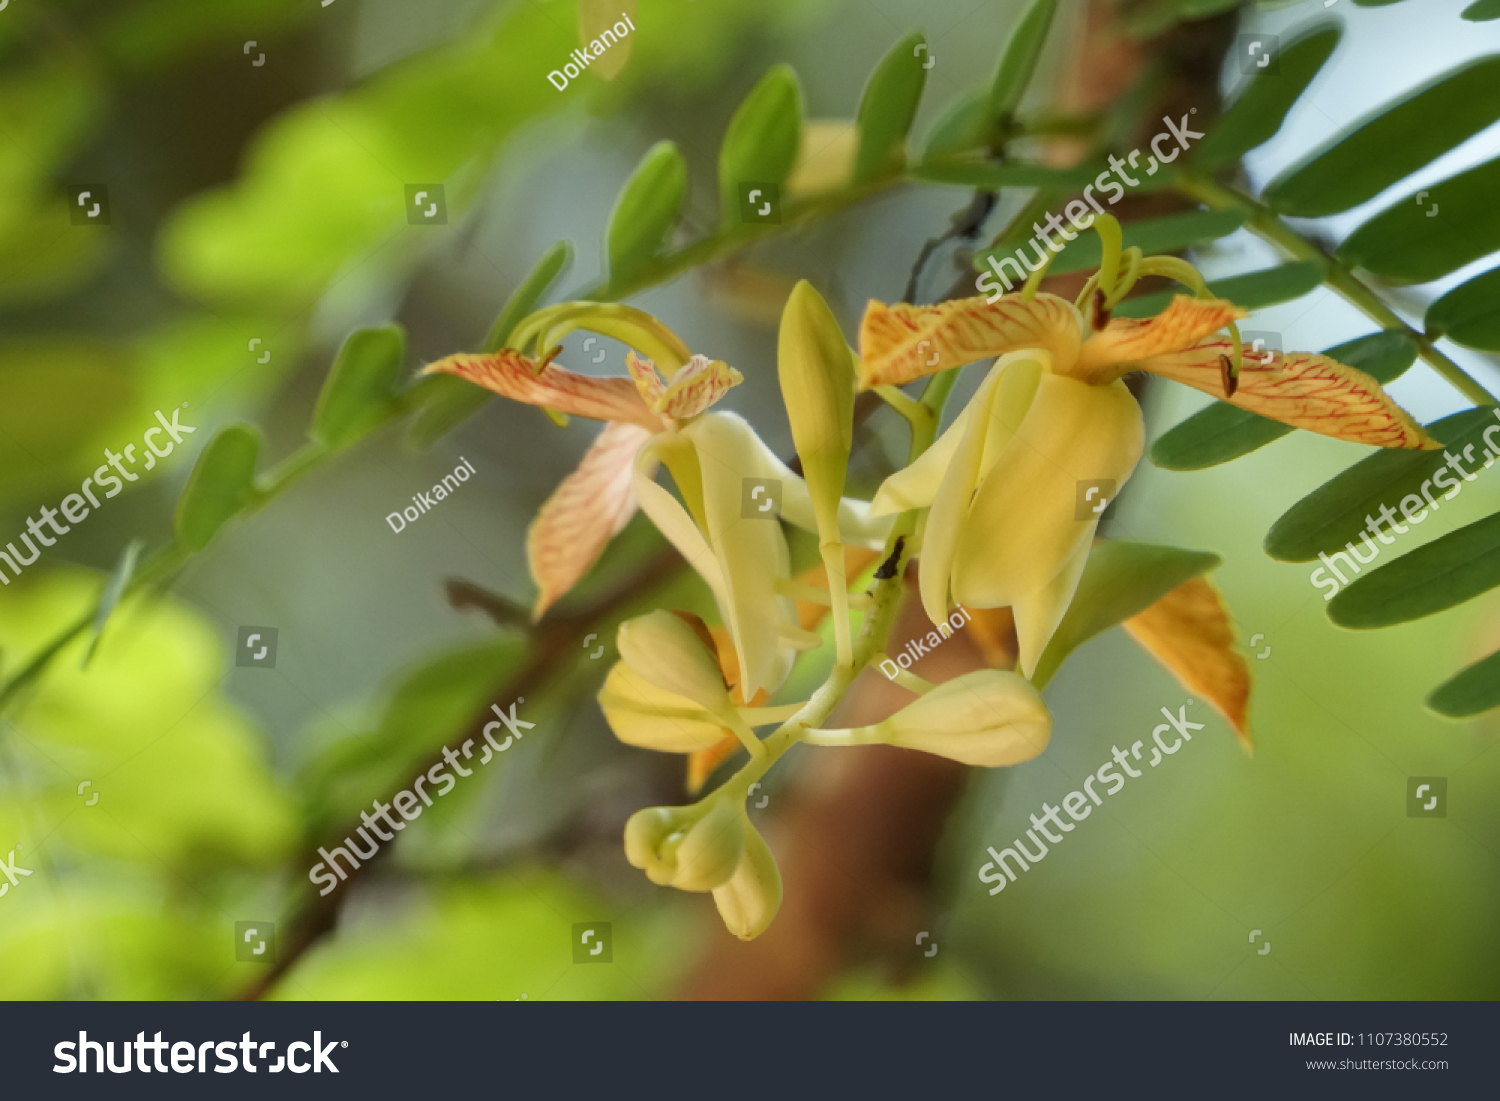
xmin=858 ymin=237 xmax=1436 ymax=677
xmin=424 ymin=303 xmax=886 ymax=698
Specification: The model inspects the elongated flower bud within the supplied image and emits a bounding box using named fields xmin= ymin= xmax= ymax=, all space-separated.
xmin=777 ymin=280 xmax=855 ymax=543
xmin=712 ymin=817 xmax=782 ymax=940
xmin=804 ymin=669 xmax=1051 ymax=766
xmin=616 ymin=610 xmax=732 ymax=714
xmin=624 ymin=798 xmax=745 ymax=892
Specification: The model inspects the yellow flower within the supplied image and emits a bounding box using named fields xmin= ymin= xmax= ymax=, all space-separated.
xmin=424 ymin=304 xmax=887 ymax=698
xmin=624 ymin=798 xmax=745 ymax=892
xmin=712 ymin=816 xmax=782 ymax=940
xmin=858 ymin=289 xmax=1437 ymax=676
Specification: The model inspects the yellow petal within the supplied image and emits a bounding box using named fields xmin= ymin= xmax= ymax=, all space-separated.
xmin=870 ymin=397 xmax=975 ymax=516
xmin=1139 ymin=339 xmax=1438 ymax=449
xmin=712 ymin=818 xmax=782 ymax=940
xmin=684 ymin=413 xmax=799 ymax=698
xmin=951 ymin=374 xmax=1145 ymax=677
xmin=918 ymin=356 xmax=1045 ymax=630
xmin=1074 ymin=295 xmax=1245 ymax=379
xmin=624 ymin=799 xmax=745 ymax=892
xmin=424 ymin=350 xmax=662 ymax=429
xmin=856 ymin=292 xmax=1083 ymax=388
xmin=1123 ymin=574 xmax=1252 ymax=749
xmin=617 ymin=610 xmax=733 ymax=713
xmin=632 ymin=439 xmax=730 ymax=603
xmin=527 ymin=421 xmax=651 ymax=619
xmin=598 ymin=661 xmax=732 ymax=754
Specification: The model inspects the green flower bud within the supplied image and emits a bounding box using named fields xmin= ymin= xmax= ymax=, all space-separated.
xmin=623 ymin=797 xmax=745 ymax=892
xmin=712 ymin=817 xmax=782 ymax=940
xmin=777 ymin=280 xmax=855 ymax=544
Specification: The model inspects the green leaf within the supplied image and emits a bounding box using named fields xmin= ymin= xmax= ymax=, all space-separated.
xmin=83 ymin=539 xmax=145 ymax=668
xmin=1193 ymin=27 xmax=1341 ymax=171
xmin=1427 ymin=649 xmax=1500 ymax=717
xmin=1463 ymin=0 xmax=1500 ymax=19
xmin=1426 ymin=266 xmax=1500 ymax=351
xmin=987 ymin=0 xmax=1058 ymax=123
xmin=718 ymin=64 xmax=803 ymax=223
xmin=853 ymin=31 xmax=929 ymax=182
xmin=311 ymin=326 xmax=407 ymax=450
xmin=1150 ymin=331 xmax=1418 ymax=471
xmin=1329 ymin=510 xmax=1500 ymax=629
xmin=1115 ymin=260 xmax=1324 ymax=319
xmin=1265 ymin=405 xmax=1498 ymax=563
xmin=173 ymin=424 xmax=260 ymax=552
xmin=978 ymin=208 xmax=1246 ymax=278
xmin=921 ymin=90 xmax=987 ymax=162
xmin=1340 ymin=155 xmax=1500 ymax=283
xmin=606 ymin=140 xmax=687 ymax=284
xmin=914 ymin=161 xmax=1099 ymax=191
xmin=1032 ymin=540 xmax=1221 ymax=689
xmin=408 ymin=242 xmax=572 ymax=451
xmin=1268 ymin=56 xmax=1500 ymax=218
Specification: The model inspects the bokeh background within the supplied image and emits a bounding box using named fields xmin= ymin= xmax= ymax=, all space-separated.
xmin=1 ymin=0 xmax=1497 ymax=1000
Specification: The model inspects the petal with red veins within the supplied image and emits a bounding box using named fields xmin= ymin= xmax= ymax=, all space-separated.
xmin=657 ymin=354 xmax=744 ymax=419
xmin=1140 ymin=340 xmax=1439 ymax=450
xmin=425 ymin=350 xmax=662 ymax=429
xmin=527 ymin=421 xmax=654 ymax=619
xmin=1075 ymin=295 xmax=1245 ymax=379
xmin=857 ymin=293 xmax=1083 ymax=388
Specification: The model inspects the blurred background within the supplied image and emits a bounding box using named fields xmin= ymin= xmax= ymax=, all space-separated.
xmin=0 ymin=0 xmax=1497 ymax=1000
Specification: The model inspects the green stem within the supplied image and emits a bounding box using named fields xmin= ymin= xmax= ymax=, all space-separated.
xmin=1174 ymin=172 xmax=1496 ymax=408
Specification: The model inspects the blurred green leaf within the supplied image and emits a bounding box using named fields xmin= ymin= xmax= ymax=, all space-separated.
xmin=174 ymin=424 xmax=260 ymax=552
xmin=853 ymin=31 xmax=929 ymax=182
xmin=608 ymin=141 xmax=687 ymax=284
xmin=1427 ymin=648 xmax=1500 ymax=716
xmin=915 ymin=161 xmax=1099 ymax=190
xmin=1267 ymin=56 xmax=1500 ymax=217
xmin=1193 ymin=27 xmax=1341 ymax=171
xmin=1115 ymin=260 xmax=1324 ymax=318
xmin=978 ymin=208 xmax=1246 ymax=278
xmin=718 ymin=64 xmax=803 ymax=223
xmin=1150 ymin=331 xmax=1418 ymax=471
xmin=921 ymin=90 xmax=988 ymax=162
xmin=1426 ymin=266 xmax=1500 ymax=351
xmin=311 ymin=326 xmax=407 ymax=450
xmin=1033 ymin=540 xmax=1221 ymax=689
xmin=83 ymin=539 xmax=144 ymax=668
xmin=988 ymin=0 xmax=1057 ymax=123
xmin=1463 ymin=0 xmax=1500 ymax=19
xmin=1265 ymin=407 xmax=1499 ymax=563
xmin=1329 ymin=510 xmax=1500 ymax=628
xmin=1338 ymin=155 xmax=1500 ymax=283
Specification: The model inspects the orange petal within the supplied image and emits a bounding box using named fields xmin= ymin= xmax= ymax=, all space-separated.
xmin=1122 ymin=575 xmax=1251 ymax=749
xmin=686 ymin=733 xmax=741 ymax=795
xmin=527 ymin=421 xmax=653 ymax=619
xmin=857 ymin=292 xmax=1083 ymax=388
xmin=1075 ymin=295 xmax=1245 ymax=379
xmin=425 ymin=350 xmax=663 ymax=429
xmin=964 ymin=605 xmax=1019 ymax=671
xmin=1140 ymin=339 xmax=1438 ymax=449
xmin=629 ymin=351 xmax=743 ymax=420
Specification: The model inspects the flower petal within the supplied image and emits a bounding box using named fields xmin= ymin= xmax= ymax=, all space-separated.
xmin=857 ymin=292 xmax=1083 ymax=388
xmin=1074 ymin=295 xmax=1245 ymax=379
xmin=951 ymin=374 xmax=1145 ymax=677
xmin=598 ymin=661 xmax=731 ymax=754
xmin=528 ymin=421 xmax=652 ymax=619
xmin=1139 ymin=339 xmax=1439 ymax=449
xmin=424 ymin=350 xmax=663 ymax=429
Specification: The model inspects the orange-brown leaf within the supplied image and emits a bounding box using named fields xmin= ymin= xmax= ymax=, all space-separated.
xmin=1122 ymin=575 xmax=1251 ymax=749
